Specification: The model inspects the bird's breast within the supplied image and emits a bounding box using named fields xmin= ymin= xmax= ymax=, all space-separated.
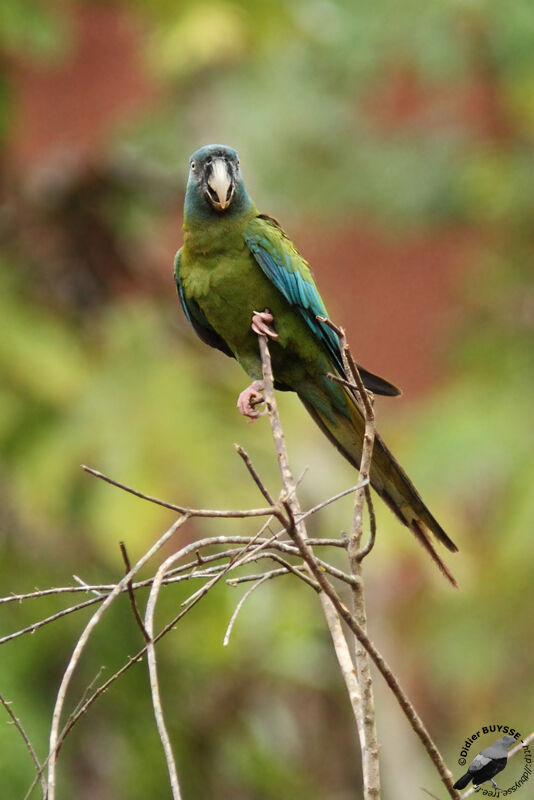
xmin=182 ymin=248 xmax=277 ymax=345
xmin=181 ymin=242 xmax=329 ymax=384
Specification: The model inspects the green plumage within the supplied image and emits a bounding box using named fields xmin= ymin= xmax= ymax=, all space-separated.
xmin=176 ymin=144 xmax=458 ymax=584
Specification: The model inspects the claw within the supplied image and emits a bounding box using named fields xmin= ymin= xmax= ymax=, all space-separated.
xmin=237 ymin=380 xmax=266 ymax=421
xmin=251 ymin=309 xmax=279 ymax=341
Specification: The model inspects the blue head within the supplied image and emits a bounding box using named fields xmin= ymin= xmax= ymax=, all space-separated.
xmin=184 ymin=144 xmax=254 ymax=222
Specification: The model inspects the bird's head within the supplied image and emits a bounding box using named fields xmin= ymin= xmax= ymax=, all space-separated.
xmin=500 ymin=735 xmax=517 ymax=748
xmin=185 ymin=144 xmax=250 ymax=218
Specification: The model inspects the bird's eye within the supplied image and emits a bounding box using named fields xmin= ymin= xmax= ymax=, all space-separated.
xmin=191 ymin=161 xmax=196 ymax=171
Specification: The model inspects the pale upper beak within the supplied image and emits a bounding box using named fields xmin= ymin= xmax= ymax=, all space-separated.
xmin=207 ymin=158 xmax=234 ymax=210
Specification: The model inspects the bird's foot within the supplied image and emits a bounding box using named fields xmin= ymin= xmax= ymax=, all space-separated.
xmin=237 ymin=380 xmax=266 ymax=421
xmin=490 ymin=780 xmax=504 ymax=792
xmin=251 ymin=309 xmax=279 ymax=341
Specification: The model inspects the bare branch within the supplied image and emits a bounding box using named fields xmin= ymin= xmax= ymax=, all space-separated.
xmin=247 ymin=551 xmax=319 ymax=590
xmin=235 ymin=444 xmax=275 ymax=504
xmin=301 ymin=538 xmax=346 ymax=547
xmin=0 ymin=694 xmax=46 ymax=798
xmin=357 ymin=486 xmax=377 ymax=561
xmin=226 ymin=566 xmax=291 ymax=585
xmin=319 ymin=595 xmax=363 ymax=720
xmin=82 ymin=465 xmax=277 ymax=519
xmin=297 ymin=479 xmax=369 ymax=522
xmin=0 ymin=595 xmax=104 ymax=645
xmin=120 ymin=541 xmax=150 ymax=642
xmin=326 ymin=371 xmax=362 ymax=392
xmin=317 ymin=316 xmax=373 ymax=416
xmin=73 ymin=574 xmax=103 ymax=597
xmin=223 ymin=574 xmax=271 ymax=647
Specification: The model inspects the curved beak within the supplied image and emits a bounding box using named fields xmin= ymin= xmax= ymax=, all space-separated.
xmin=206 ymin=158 xmax=234 ymax=211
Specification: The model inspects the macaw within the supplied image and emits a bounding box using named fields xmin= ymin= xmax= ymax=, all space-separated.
xmin=175 ymin=144 xmax=457 ymax=584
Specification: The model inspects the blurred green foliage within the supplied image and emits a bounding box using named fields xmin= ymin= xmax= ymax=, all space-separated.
xmin=1 ymin=1 xmax=533 ymax=798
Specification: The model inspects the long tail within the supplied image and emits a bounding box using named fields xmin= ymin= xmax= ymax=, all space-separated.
xmin=298 ymin=379 xmax=458 ymax=587
xmin=453 ymin=772 xmax=472 ymax=790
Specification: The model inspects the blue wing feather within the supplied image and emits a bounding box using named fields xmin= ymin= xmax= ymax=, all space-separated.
xmin=244 ymin=222 xmax=346 ymax=374
xmin=244 ymin=217 xmax=401 ymax=397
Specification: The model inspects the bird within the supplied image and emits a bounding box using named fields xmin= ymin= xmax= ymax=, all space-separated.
xmin=174 ymin=144 xmax=458 ymax=584
xmin=453 ymin=735 xmax=516 ymax=791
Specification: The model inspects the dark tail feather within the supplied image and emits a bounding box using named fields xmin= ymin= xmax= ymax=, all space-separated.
xmin=410 ymin=520 xmax=458 ymax=588
xmin=358 ymin=365 xmax=401 ymax=397
xmin=299 ymin=384 xmax=458 ymax=587
xmin=453 ymin=772 xmax=472 ymax=790
xmin=376 ymin=435 xmax=458 ymax=554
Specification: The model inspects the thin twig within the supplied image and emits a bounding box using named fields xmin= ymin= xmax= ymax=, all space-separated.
xmin=317 ymin=316 xmax=372 ymax=416
xmin=302 ymin=537 xmax=346 ymax=547
xmin=67 ymin=666 xmax=107 ymax=726
xmin=20 ymin=671 xmax=111 ymax=798
xmin=326 ymin=371 xmax=362 ymax=392
xmin=297 ymin=479 xmax=369 ymax=522
xmin=249 ymin=552 xmax=319 ymax=590
xmin=226 ymin=566 xmax=292 ymax=585
xmin=1 ymin=585 xmax=118 ymax=604
xmin=357 ymin=485 xmax=377 ymax=561
xmin=120 ymin=541 xmax=150 ymax=642
xmin=0 ymin=694 xmax=46 ymax=798
xmin=73 ymin=575 xmax=103 ymax=597
xmin=82 ymin=465 xmax=277 ymax=519
xmin=223 ymin=574 xmax=271 ymax=646
xmin=0 ymin=595 xmax=105 ymax=645
xmin=235 ymin=444 xmax=275 ymax=504
xmin=319 ymin=594 xmax=363 ymax=730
